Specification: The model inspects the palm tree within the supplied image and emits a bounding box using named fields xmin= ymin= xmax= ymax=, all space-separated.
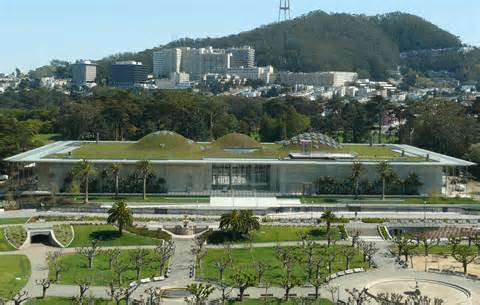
xmin=136 ymin=160 xmax=152 ymax=200
xmin=107 ymin=200 xmax=133 ymax=235
xmin=110 ymin=163 xmax=121 ymax=197
xmin=377 ymin=161 xmax=394 ymax=200
xmin=74 ymin=160 xmax=96 ymax=203
xmin=320 ymin=210 xmax=336 ymax=233
xmin=351 ymin=162 xmax=364 ymax=199
xmin=219 ymin=210 xmax=260 ymax=236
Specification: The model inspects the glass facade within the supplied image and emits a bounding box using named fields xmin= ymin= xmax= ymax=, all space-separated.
xmin=212 ymin=164 xmax=270 ymax=190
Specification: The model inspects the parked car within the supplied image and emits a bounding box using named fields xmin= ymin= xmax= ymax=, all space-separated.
xmin=0 ymin=175 xmax=8 ymax=181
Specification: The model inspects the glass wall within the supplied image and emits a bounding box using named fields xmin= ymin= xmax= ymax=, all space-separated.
xmin=212 ymin=164 xmax=270 ymax=190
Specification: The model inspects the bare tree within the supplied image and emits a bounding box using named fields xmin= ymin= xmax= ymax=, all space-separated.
xmin=191 ymin=238 xmax=207 ymax=273
xmin=212 ymin=245 xmax=232 ymax=282
xmin=252 ymin=258 xmax=271 ymax=286
xmin=131 ymin=248 xmax=148 ymax=280
xmin=302 ymin=241 xmax=317 ymax=281
xmin=74 ymin=278 xmax=91 ymax=303
xmin=104 ymin=248 xmax=122 ymax=269
xmin=280 ymin=273 xmax=299 ymax=301
xmin=452 ymin=246 xmax=478 ymax=275
xmin=216 ymin=282 xmax=233 ymax=305
xmin=144 ymin=287 xmax=167 ymax=305
xmin=296 ymin=231 xmax=308 ymax=248
xmin=345 ymin=288 xmax=371 ymax=305
xmin=351 ymin=229 xmax=361 ymax=247
xmin=361 ymin=242 xmax=379 ymax=268
xmin=112 ymin=260 xmax=129 ymax=285
xmin=46 ymin=250 xmax=65 ymax=282
xmin=448 ymin=236 xmax=463 ymax=253
xmin=11 ymin=291 xmax=29 ymax=305
xmin=342 ymin=247 xmax=357 ymax=270
xmin=416 ymin=234 xmax=439 ymax=272
xmin=35 ymin=279 xmax=52 ymax=299
xmin=155 ymin=240 xmax=175 ymax=276
xmin=325 ymin=285 xmax=339 ymax=304
xmin=76 ymin=239 xmax=101 ymax=269
xmin=375 ymin=292 xmax=404 ymax=304
xmin=121 ymin=286 xmax=138 ymax=305
xmin=311 ymin=272 xmax=326 ymax=300
xmin=108 ymin=287 xmax=125 ymax=305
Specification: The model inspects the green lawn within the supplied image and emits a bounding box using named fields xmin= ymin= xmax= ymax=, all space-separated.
xmin=50 ymin=250 xmax=164 ymax=286
xmin=68 ymin=195 xmax=210 ymax=204
xmin=26 ymin=297 xmax=114 ymax=305
xmin=70 ymin=225 xmax=161 ymax=247
xmin=0 ymin=255 xmax=31 ymax=298
xmin=301 ymin=196 xmax=480 ymax=205
xmin=207 ymin=226 xmax=345 ymax=245
xmin=0 ymin=217 xmax=29 ymax=225
xmin=199 ymin=245 xmax=367 ymax=285
xmin=228 ymin=299 xmax=334 ymax=305
xmin=0 ymin=229 xmax=15 ymax=251
xmin=46 ymin=131 xmax=419 ymax=162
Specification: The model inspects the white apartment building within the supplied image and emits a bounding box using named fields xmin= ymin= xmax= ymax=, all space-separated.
xmin=227 ymin=66 xmax=275 ymax=84
xmin=276 ymin=71 xmax=358 ymax=87
xmin=226 ymin=46 xmax=255 ymax=68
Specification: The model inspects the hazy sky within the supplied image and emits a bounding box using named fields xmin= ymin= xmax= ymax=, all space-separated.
xmin=0 ymin=0 xmax=478 ymax=73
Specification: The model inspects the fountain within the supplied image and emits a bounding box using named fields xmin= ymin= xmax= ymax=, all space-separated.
xmin=365 ymin=278 xmax=471 ymax=304
xmin=162 ymin=216 xmax=209 ymax=237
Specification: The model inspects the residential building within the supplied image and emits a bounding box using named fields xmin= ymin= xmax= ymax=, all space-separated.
xmin=153 ymin=48 xmax=182 ymax=78
xmin=227 ymin=66 xmax=275 ymax=84
xmin=226 ymin=46 xmax=255 ymax=68
xmin=276 ymin=71 xmax=358 ymax=87
xmin=71 ymin=60 xmax=97 ymax=85
xmin=109 ymin=61 xmax=148 ymax=87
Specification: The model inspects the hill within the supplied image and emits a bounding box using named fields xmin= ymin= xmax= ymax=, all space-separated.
xmin=31 ymin=11 xmax=462 ymax=81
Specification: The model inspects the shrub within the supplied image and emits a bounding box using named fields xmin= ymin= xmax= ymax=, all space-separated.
xmin=362 ymin=218 xmax=385 ymax=224
xmin=53 ymin=224 xmax=74 ymax=247
xmin=5 ymin=226 xmax=27 ymax=248
xmin=126 ymin=225 xmax=171 ymax=241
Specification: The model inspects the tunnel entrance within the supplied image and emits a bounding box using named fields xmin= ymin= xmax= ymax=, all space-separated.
xmin=30 ymin=233 xmax=51 ymax=245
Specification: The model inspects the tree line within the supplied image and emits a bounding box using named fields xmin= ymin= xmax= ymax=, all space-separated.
xmin=1 ymin=87 xmax=480 ymax=172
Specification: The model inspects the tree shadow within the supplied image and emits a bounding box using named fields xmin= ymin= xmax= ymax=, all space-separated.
xmin=206 ymin=231 xmax=247 ymax=245
xmin=89 ymin=230 xmax=121 ymax=241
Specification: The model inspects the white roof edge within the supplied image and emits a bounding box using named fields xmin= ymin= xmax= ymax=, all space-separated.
xmin=4 ymin=141 xmax=476 ymax=167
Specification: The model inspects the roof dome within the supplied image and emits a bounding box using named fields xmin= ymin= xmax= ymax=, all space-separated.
xmin=280 ymin=132 xmax=341 ymax=149
xmin=212 ymin=133 xmax=262 ymax=149
xmin=136 ymin=131 xmax=195 ymax=149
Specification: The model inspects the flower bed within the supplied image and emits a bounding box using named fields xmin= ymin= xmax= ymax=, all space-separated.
xmin=5 ymin=226 xmax=27 ymax=249
xmin=53 ymin=224 xmax=74 ymax=247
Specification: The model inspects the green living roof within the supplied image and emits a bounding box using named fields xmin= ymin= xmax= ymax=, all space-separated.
xmin=46 ymin=132 xmax=425 ymax=161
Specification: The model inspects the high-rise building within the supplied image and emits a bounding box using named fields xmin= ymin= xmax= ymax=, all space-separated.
xmin=181 ymin=47 xmax=231 ymax=80
xmin=71 ymin=60 xmax=97 ymax=85
xmin=153 ymin=48 xmax=182 ymax=78
xmin=226 ymin=46 xmax=255 ymax=68
xmin=109 ymin=61 xmax=148 ymax=87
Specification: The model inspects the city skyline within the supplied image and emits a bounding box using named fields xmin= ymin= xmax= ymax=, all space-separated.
xmin=1 ymin=0 xmax=479 ymax=73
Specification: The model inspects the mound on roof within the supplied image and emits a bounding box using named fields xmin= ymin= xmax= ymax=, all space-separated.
xmin=212 ymin=133 xmax=262 ymax=149
xmin=136 ymin=131 xmax=195 ymax=149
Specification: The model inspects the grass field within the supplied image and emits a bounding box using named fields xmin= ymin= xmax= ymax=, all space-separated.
xmin=207 ymin=226 xmax=345 ymax=244
xmin=0 ymin=228 xmax=15 ymax=251
xmin=0 ymin=255 xmax=31 ymax=298
xmin=26 ymin=297 xmax=114 ymax=305
xmin=70 ymin=225 xmax=161 ymax=247
xmin=227 ymin=299 xmax=334 ymax=305
xmin=199 ymin=245 xmax=367 ymax=285
xmin=301 ymin=196 xmax=480 ymax=205
xmin=50 ymin=250 xmax=164 ymax=286
xmin=68 ymin=195 xmax=210 ymax=204
xmin=0 ymin=217 xmax=29 ymax=225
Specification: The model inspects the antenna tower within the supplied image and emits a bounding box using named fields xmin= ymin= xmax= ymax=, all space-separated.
xmin=278 ymin=0 xmax=291 ymax=22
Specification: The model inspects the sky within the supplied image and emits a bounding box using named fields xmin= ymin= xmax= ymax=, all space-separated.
xmin=0 ymin=0 xmax=479 ymax=73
